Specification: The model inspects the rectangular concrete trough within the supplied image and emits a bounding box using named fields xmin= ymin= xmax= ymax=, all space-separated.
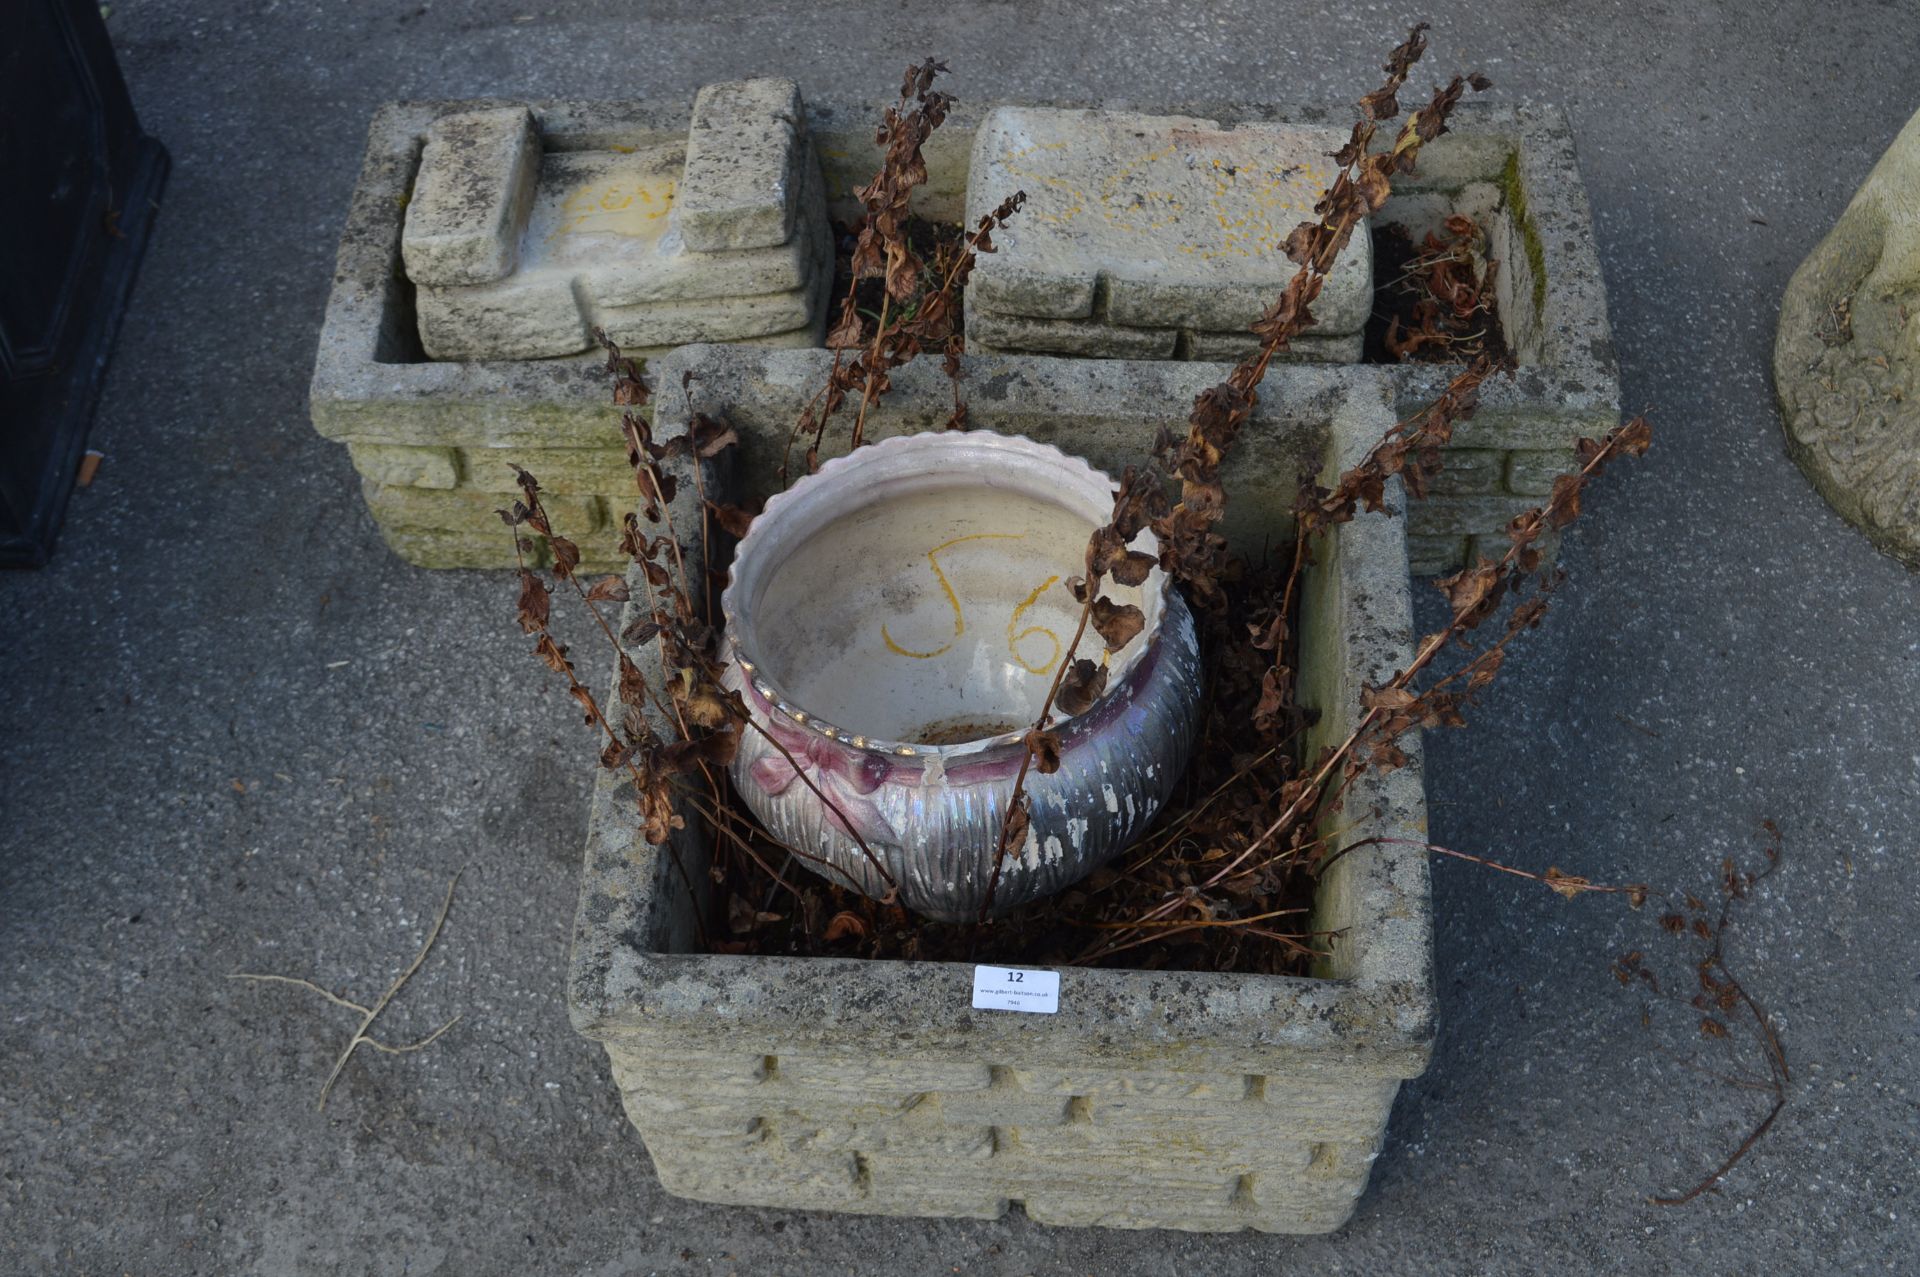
xmin=312 ymin=94 xmax=1616 ymax=575
xmin=567 ymin=348 xmax=1434 ymax=1232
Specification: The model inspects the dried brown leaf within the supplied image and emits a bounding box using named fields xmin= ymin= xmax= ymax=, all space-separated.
xmin=1543 ymin=866 xmax=1591 ymax=900
xmin=1056 ymin=659 xmax=1109 ymax=717
xmin=585 ymin=575 xmax=630 ymax=604
xmin=1090 ymin=598 xmax=1146 ymax=653
xmin=515 ymin=569 xmax=550 ymax=634
xmin=823 ymin=910 xmax=869 ymax=943
xmin=1026 ymin=729 xmax=1064 ymax=775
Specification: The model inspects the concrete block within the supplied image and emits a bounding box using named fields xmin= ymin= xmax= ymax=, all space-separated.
xmin=1107 ymin=242 xmax=1370 ymax=335
xmin=408 ymin=98 xmax=829 ymax=361
xmin=1405 ymin=534 xmax=1467 ymax=577
xmin=1009 ymin=1065 xmax=1253 ymax=1102
xmin=966 ymin=307 xmax=1177 ymax=359
xmin=1379 ymin=183 xmax=1502 ymax=242
xmin=1425 ymin=447 xmax=1505 ymax=495
xmin=967 ymin=107 xmax=1370 ymax=335
xmin=675 ymin=78 xmax=806 ymax=252
xmin=1466 ymin=530 xmax=1558 ymax=568
xmin=362 ymin=477 xmax=602 ymax=535
xmin=1444 ymin=405 xmax=1613 ymax=453
xmin=402 ymin=107 xmax=540 ymax=287
xmin=594 ymin=283 xmax=818 ymax=347
xmin=931 ymin=1087 xmax=1075 ymax=1127
xmin=1184 ymin=329 xmax=1362 ymax=365
xmin=508 ymin=143 xmax=828 ymax=309
xmin=454 ymin=445 xmax=634 ymax=495
xmin=415 ymin=149 xmax=829 ymax=359
xmin=318 ymin=98 xmax=1616 ymax=568
xmin=346 ymin=442 xmax=459 ymax=490
xmin=777 ymin=1056 xmax=994 ymax=1094
xmin=637 ymin=347 xmax=1350 ymax=556
xmin=416 ymin=269 xmax=589 ymax=361
xmin=1406 ymin=493 xmax=1542 ymax=540
xmin=1374 ymin=127 xmax=1516 ymax=194
xmin=769 ymin=1112 xmax=997 ymax=1161
xmin=1504 ymin=446 xmax=1578 ymax=495
xmin=594 ymin=160 xmax=829 ymax=307
xmin=591 ymin=214 xmax=827 ymax=346
xmin=372 ymin=523 xmax=625 ymax=574
xmin=650 ymin=1141 xmax=867 ymax=1212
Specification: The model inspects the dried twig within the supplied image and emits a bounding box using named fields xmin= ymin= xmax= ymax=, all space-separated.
xmin=981 ymin=23 xmax=1495 ymax=925
xmin=783 ymin=58 xmax=1025 ymax=480
xmin=1619 ymin=821 xmax=1789 ymax=1206
xmin=1077 ymin=408 xmax=1651 ymax=962
xmin=1329 ymin=836 xmax=1650 ymax=904
xmin=230 ymin=869 xmax=465 ymax=1110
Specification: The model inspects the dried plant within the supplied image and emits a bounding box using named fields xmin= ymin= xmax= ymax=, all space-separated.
xmin=1371 ymin=212 xmax=1507 ymax=362
xmin=229 ymin=870 xmax=465 ymax=1110
xmin=783 ymin=59 xmax=1026 ymax=480
xmin=1616 ymin=821 xmax=1789 ymax=1205
xmin=491 ymin=31 xmax=1798 ymax=1207
xmin=514 ymin=31 xmax=1657 ymax=977
xmin=979 ymin=23 xmax=1512 ymax=922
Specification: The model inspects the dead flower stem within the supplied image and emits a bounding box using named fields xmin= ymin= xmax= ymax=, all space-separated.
xmin=229 ymin=868 xmax=465 ymax=1111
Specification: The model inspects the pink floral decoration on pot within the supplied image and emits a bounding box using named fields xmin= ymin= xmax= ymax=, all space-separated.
xmin=747 ymin=715 xmax=898 ymax=845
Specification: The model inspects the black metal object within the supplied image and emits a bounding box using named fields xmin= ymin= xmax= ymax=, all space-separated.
xmin=0 ymin=0 xmax=167 ymax=568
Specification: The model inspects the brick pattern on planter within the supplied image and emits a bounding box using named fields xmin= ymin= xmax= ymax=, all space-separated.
xmin=1380 ymin=108 xmax=1618 ymax=571
xmin=606 ymin=1044 xmax=1393 ymax=1230
xmin=1404 ymin=445 xmax=1574 ymax=574
xmin=567 ymin=358 xmax=1434 ymax=1233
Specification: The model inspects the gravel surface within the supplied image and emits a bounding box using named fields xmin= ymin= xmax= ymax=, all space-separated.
xmin=3 ymin=2 xmax=1916 ymax=1273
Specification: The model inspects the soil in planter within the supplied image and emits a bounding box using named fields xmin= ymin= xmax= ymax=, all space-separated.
xmin=704 ymin=556 xmax=1327 ymax=977
xmin=1362 ymin=213 xmax=1509 ymax=365
xmin=827 ymin=213 xmax=969 ymax=340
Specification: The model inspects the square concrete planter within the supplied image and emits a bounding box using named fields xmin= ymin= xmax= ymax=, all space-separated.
xmin=567 ymin=348 xmax=1432 ymax=1233
xmin=312 ymin=94 xmax=1614 ymax=574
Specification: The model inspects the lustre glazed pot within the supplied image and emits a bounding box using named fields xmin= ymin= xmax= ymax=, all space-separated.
xmin=720 ymin=431 xmax=1202 ymax=922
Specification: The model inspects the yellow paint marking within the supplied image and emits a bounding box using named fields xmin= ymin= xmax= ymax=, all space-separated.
xmin=880 ymin=533 xmax=1026 ymax=659
xmin=1006 ymin=575 xmax=1063 ymax=675
xmin=548 ymin=177 xmax=677 ymax=241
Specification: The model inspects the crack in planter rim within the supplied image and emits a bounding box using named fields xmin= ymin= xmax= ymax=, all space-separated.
xmin=719 ymin=430 xmax=1172 ymax=762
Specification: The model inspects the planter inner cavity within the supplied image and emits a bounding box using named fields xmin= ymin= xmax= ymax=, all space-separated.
xmin=721 ymin=431 xmax=1202 ymax=923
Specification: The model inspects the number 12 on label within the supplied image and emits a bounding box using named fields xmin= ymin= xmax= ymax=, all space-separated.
xmin=971 ymin=965 xmax=1060 ymax=1014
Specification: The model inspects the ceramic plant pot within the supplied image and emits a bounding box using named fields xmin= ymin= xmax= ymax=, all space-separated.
xmin=720 ymin=431 xmax=1203 ymax=922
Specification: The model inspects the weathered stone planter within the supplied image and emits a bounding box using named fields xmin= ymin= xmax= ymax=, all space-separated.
xmin=1774 ymin=104 xmax=1920 ymax=567
xmin=312 ymin=94 xmax=1617 ymax=574
xmin=568 ymin=349 xmax=1432 ymax=1232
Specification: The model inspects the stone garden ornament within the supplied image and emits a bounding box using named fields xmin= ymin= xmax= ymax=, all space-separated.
xmin=721 ymin=431 xmax=1204 ymax=921
xmin=1775 ymin=105 xmax=1920 ymax=566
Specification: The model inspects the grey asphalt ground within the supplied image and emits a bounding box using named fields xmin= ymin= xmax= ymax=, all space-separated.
xmin=4 ymin=2 xmax=1918 ymax=1273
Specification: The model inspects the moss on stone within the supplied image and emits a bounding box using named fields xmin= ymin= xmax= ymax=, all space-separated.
xmin=1499 ymin=150 xmax=1550 ymax=319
